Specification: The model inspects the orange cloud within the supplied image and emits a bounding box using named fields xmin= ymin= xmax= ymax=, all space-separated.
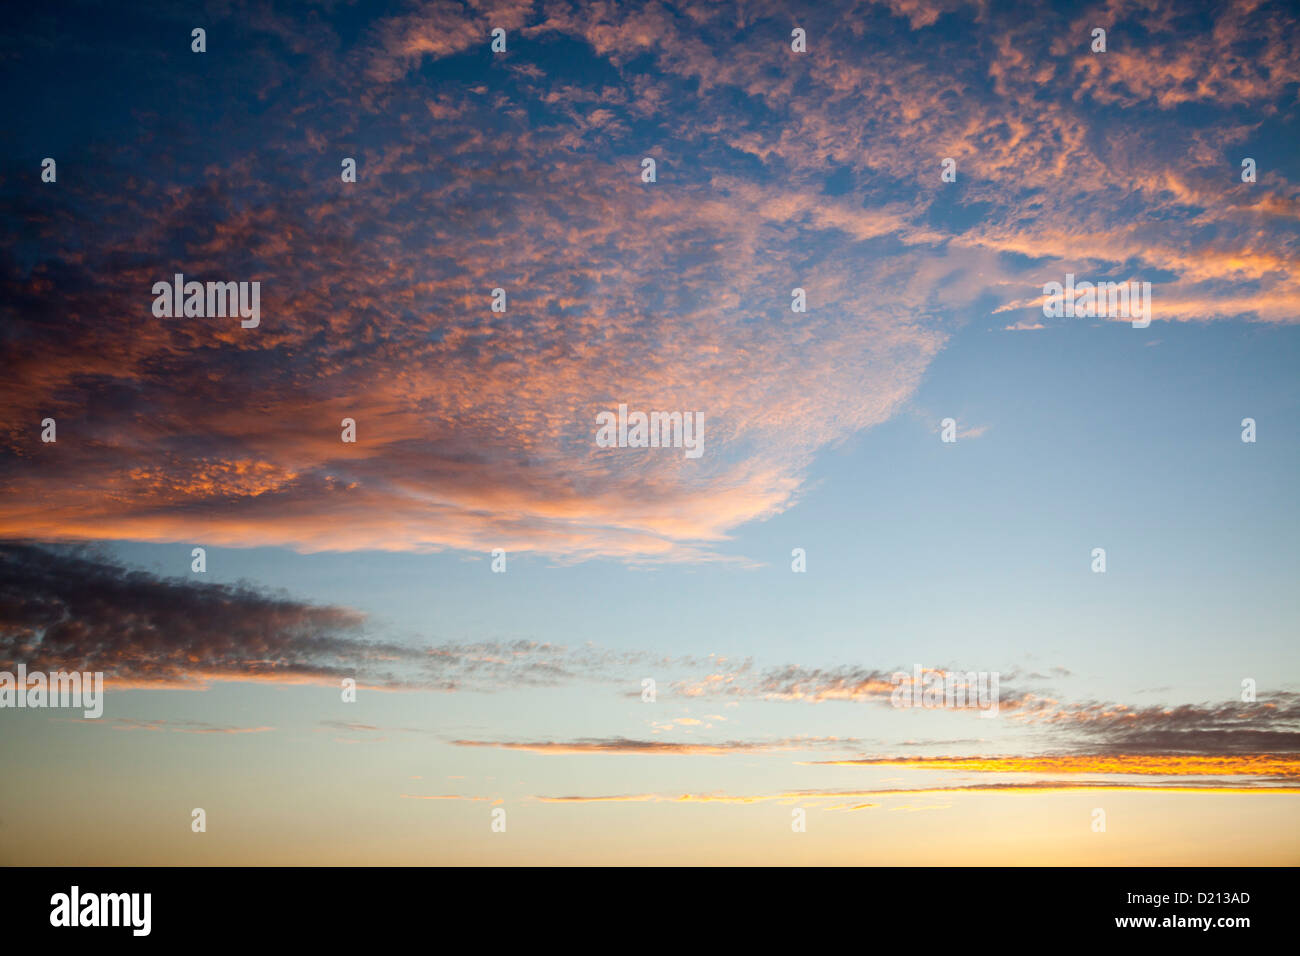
xmin=814 ymin=754 xmax=1300 ymax=778
xmin=5 ymin=0 xmax=1295 ymax=563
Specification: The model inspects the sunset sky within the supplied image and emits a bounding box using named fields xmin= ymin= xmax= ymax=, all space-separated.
xmin=2 ymin=0 xmax=1298 ymax=865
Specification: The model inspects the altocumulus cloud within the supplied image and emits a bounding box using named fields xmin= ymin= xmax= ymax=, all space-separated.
xmin=2 ymin=0 xmax=1295 ymax=562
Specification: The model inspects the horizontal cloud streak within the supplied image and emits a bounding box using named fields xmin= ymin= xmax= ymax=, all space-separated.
xmin=451 ymin=735 xmax=858 ymax=755
xmin=533 ymin=782 xmax=1300 ymax=805
xmin=814 ymin=754 xmax=1300 ymax=779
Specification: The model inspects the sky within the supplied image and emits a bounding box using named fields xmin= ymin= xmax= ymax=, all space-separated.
xmin=1 ymin=0 xmax=1298 ymax=865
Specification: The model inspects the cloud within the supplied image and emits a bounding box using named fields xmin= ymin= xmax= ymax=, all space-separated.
xmin=0 ymin=543 xmax=712 ymax=689
xmin=1012 ymin=695 xmax=1300 ymax=754
xmin=813 ymin=753 xmax=1300 ymax=780
xmin=399 ymin=793 xmax=497 ymax=802
xmin=3 ymin=0 xmax=1294 ymax=562
xmin=533 ymin=780 xmax=1300 ymax=805
xmin=451 ymin=735 xmax=860 ymax=755
xmin=669 ymin=662 xmax=1039 ymax=711
xmin=4 ymin=543 xmax=1296 ymax=805
xmin=0 ymin=541 xmax=384 ymax=688
xmin=453 ymin=737 xmax=772 ymax=755
xmin=95 ymin=718 xmax=274 ymax=735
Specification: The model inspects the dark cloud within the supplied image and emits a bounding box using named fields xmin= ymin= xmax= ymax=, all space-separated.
xmin=0 ymin=541 xmax=396 ymax=687
xmin=1024 ymin=696 xmax=1300 ymax=755
xmin=0 ymin=542 xmax=709 ymax=690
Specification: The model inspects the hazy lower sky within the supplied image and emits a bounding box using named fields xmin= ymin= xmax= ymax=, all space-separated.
xmin=2 ymin=0 xmax=1298 ymax=864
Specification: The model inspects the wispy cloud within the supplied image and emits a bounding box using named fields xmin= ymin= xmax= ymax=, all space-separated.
xmin=533 ymin=781 xmax=1300 ymax=805
xmin=98 ymin=718 xmax=275 ymax=735
xmin=451 ymin=735 xmax=860 ymax=755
